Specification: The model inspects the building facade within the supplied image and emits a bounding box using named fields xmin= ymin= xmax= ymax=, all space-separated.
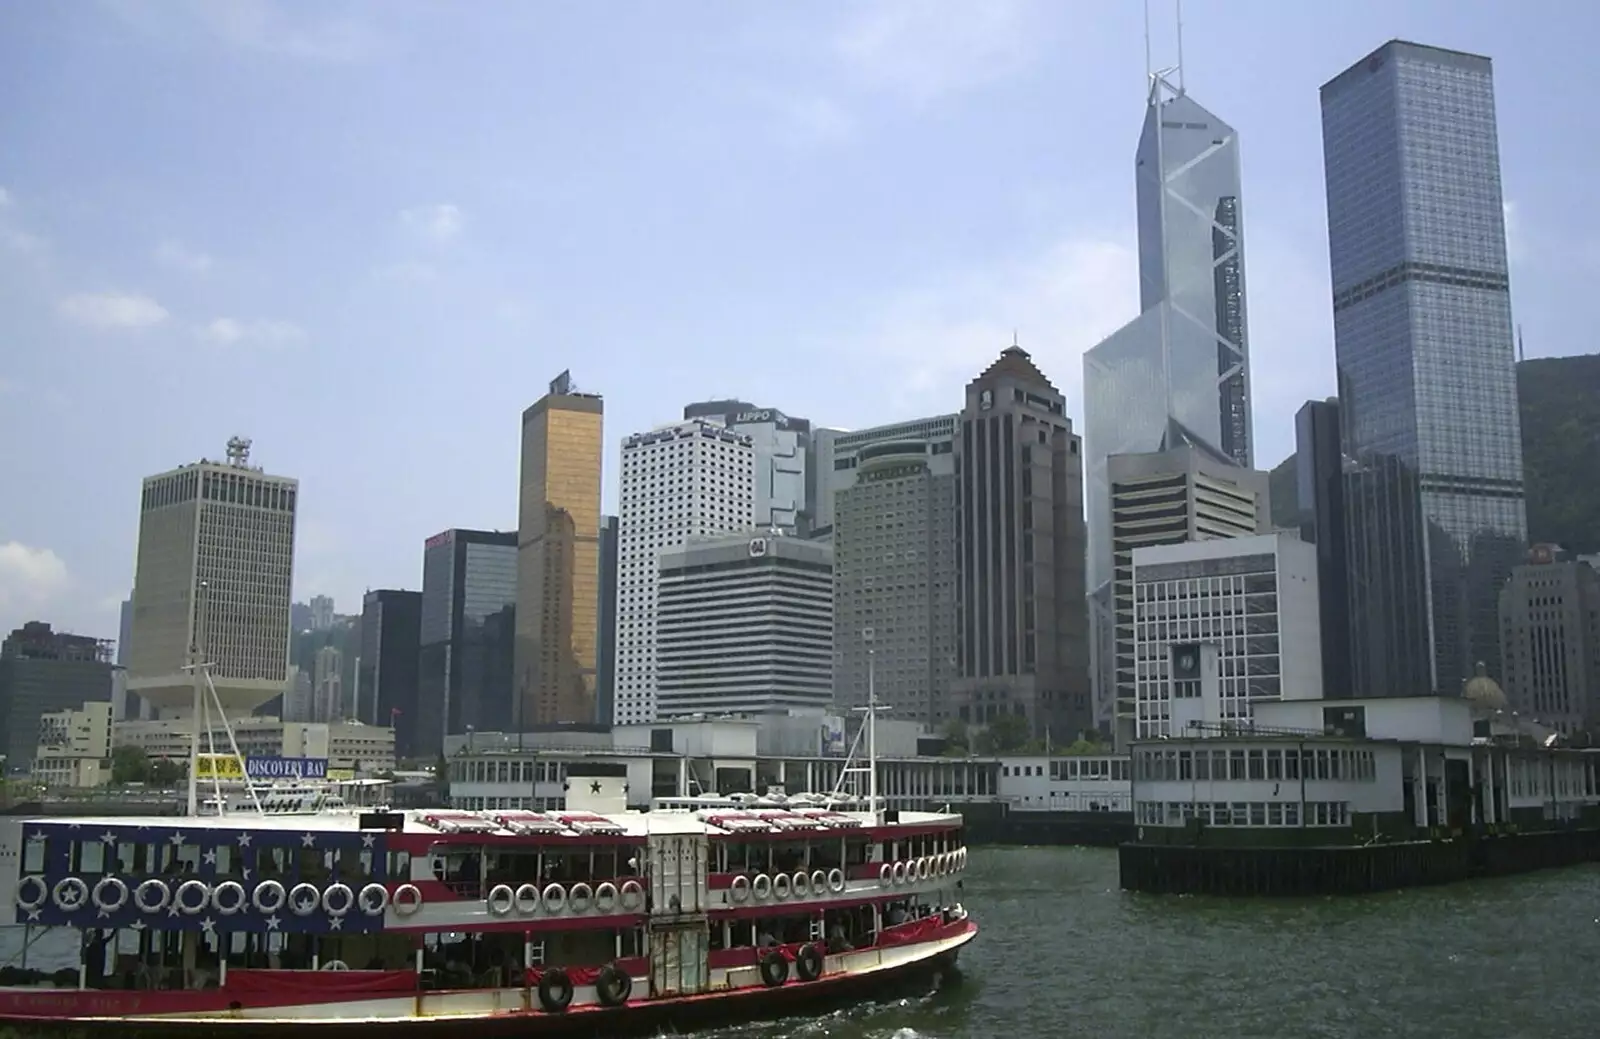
xmin=1295 ymin=398 xmax=1353 ymax=698
xmin=683 ymin=401 xmax=816 ymax=534
xmin=615 ymin=419 xmax=756 ymax=725
xmin=596 ymin=514 xmax=619 ymax=726
xmin=0 ymin=623 xmax=115 ymax=773
xmin=114 ymin=717 xmax=396 ymax=775
xmin=830 ymin=416 xmax=959 ymax=725
xmin=1321 ymin=40 xmax=1527 ymax=698
xmin=32 ymin=700 xmax=113 ymax=788
xmin=418 ymin=528 xmax=518 ymax=758
xmin=951 ymin=345 xmax=1091 ymax=739
xmin=1105 ymin=447 xmax=1271 ymax=743
xmin=516 ymin=370 xmax=603 ymax=728
xmin=1499 ymin=548 xmax=1600 ymax=736
xmin=655 ymin=532 xmax=833 ymax=717
xmin=126 ymin=438 xmax=297 ymax=718
xmin=358 ymin=589 xmax=422 ymax=757
xmin=1130 ymin=532 xmax=1322 ymax=738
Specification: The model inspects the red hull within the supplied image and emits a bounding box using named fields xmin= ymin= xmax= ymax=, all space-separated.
xmin=0 ymin=924 xmax=973 ymax=1038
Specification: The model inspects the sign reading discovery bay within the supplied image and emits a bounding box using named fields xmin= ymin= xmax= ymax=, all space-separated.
xmin=194 ymin=755 xmax=330 ymax=780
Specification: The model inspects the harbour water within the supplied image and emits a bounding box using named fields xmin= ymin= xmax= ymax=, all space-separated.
xmin=4 ymin=846 xmax=1600 ymax=1038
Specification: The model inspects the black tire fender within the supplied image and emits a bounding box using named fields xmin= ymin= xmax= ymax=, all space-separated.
xmin=759 ymin=950 xmax=789 ymax=988
xmin=596 ymin=963 xmax=632 ymax=1007
xmin=795 ymin=942 xmax=824 ymax=982
xmin=537 ymin=968 xmax=573 ymax=1013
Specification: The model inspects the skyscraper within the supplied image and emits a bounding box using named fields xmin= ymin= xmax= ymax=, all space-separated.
xmin=418 ymin=529 xmax=517 ymax=756
xmin=126 ymin=437 xmax=297 ymax=718
xmin=951 ymin=344 xmax=1091 ymax=739
xmin=596 ymin=515 xmax=618 ymax=726
xmin=515 ymin=370 xmax=604 ymax=727
xmin=614 ymin=419 xmax=755 ymax=724
xmin=830 ymin=415 xmax=959 ymax=726
xmin=1084 ymin=63 xmax=1254 ymax=726
xmin=1295 ymin=398 xmax=1352 ymax=698
xmin=358 ymin=589 xmax=422 ymax=755
xmin=682 ymin=401 xmax=818 ymax=534
xmin=1321 ymin=41 xmax=1527 ymax=696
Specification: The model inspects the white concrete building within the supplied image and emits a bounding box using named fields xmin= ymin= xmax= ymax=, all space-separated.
xmin=615 ymin=419 xmax=755 ymax=724
xmin=126 ymin=437 xmax=297 ymax=719
xmin=32 ymin=701 xmax=114 ymax=788
xmin=683 ymin=402 xmax=816 ymax=534
xmin=656 ymin=532 xmax=833 ymax=717
xmin=113 ymin=716 xmax=395 ymax=775
xmin=1130 ymin=532 xmax=1321 ymax=738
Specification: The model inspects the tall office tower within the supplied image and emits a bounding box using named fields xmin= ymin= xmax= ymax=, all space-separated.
xmin=312 ymin=645 xmax=344 ymax=722
xmin=418 ymin=528 xmax=517 ymax=757
xmin=682 ymin=401 xmax=816 ymax=533
xmin=1295 ymin=399 xmax=1353 ymax=698
xmin=655 ymin=531 xmax=833 ymax=717
xmin=1321 ymin=41 xmax=1527 ymax=696
xmin=516 ymin=370 xmax=604 ymax=727
xmin=1084 ymin=63 xmax=1254 ymax=726
xmin=596 ymin=515 xmax=619 ymax=726
xmin=1498 ymin=546 xmax=1600 ymax=737
xmin=114 ymin=595 xmax=138 ymax=721
xmin=808 ymin=426 xmax=845 ymax=538
xmin=830 ymin=415 xmax=959 ymax=725
xmin=1105 ymin=446 xmax=1271 ymax=745
xmin=615 ymin=419 xmax=755 ymax=724
xmin=126 ymin=437 xmax=297 ymax=719
xmin=358 ymin=589 xmax=422 ymax=755
xmin=0 ymin=623 xmax=114 ymax=772
xmin=308 ymin=595 xmax=336 ymax=631
xmin=951 ymin=345 xmax=1091 ymax=739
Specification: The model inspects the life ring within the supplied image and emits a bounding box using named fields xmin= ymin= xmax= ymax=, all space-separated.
xmin=288 ymin=882 xmax=321 ymax=917
xmin=175 ymin=879 xmax=209 ymax=916
xmin=958 ymin=848 xmax=968 ymax=869
xmin=91 ymin=876 xmax=128 ymax=914
xmin=795 ymin=942 xmax=824 ymax=983
xmin=620 ymin=879 xmax=645 ymax=912
xmin=752 ymin=874 xmax=772 ymax=901
xmin=320 ymin=960 xmax=349 ymax=972
xmin=810 ymin=870 xmax=827 ymax=894
xmin=542 ymin=883 xmax=567 ymax=914
xmin=594 ymin=882 xmax=618 ymax=914
xmin=51 ymin=877 xmax=88 ymax=913
xmin=917 ymin=857 xmax=930 ymax=881
xmin=251 ymin=879 xmax=286 ymax=915
xmin=595 ymin=963 xmax=631 ymax=1007
xmin=358 ymin=883 xmax=389 ymax=916
xmin=392 ymin=883 xmax=423 ymax=916
xmin=15 ymin=875 xmax=47 ymax=911
xmin=134 ymin=878 xmax=170 ymax=914
xmin=728 ymin=875 xmax=751 ymax=904
xmin=322 ymin=883 xmax=355 ymax=918
xmin=568 ymin=882 xmax=593 ymax=914
xmin=827 ymin=868 xmax=846 ymax=893
xmin=486 ymin=884 xmax=515 ymax=917
xmin=537 ymin=967 xmax=573 ymax=1013
xmin=772 ymin=873 xmax=791 ymax=900
xmin=758 ymin=950 xmax=789 ymax=988
xmin=892 ymin=861 xmax=907 ymax=885
xmin=211 ymin=880 xmax=247 ymax=916
xmin=791 ymin=871 xmax=809 ymax=897
xmin=877 ymin=863 xmax=892 ymax=888
xmin=514 ymin=883 xmax=540 ymax=915
xmin=938 ymin=852 xmax=949 ymax=876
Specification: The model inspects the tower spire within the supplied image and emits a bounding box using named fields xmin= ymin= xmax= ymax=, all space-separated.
xmin=1175 ymin=0 xmax=1185 ymax=93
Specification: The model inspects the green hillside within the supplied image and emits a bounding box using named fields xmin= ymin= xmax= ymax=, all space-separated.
xmin=1267 ymin=353 xmax=1600 ymax=556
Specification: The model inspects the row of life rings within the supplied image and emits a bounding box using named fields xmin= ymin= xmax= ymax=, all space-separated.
xmin=485 ymin=879 xmax=645 ymax=918
xmin=13 ymin=876 xmax=393 ymax=919
xmin=875 ymin=848 xmax=968 ymax=889
xmin=727 ymin=867 xmax=847 ymax=905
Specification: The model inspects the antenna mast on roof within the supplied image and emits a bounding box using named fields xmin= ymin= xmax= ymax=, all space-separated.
xmin=225 ymin=436 xmax=252 ymax=468
xmin=1175 ymin=0 xmax=1185 ymax=93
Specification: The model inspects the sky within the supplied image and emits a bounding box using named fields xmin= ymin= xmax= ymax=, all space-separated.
xmin=2 ymin=0 xmax=1597 ymax=643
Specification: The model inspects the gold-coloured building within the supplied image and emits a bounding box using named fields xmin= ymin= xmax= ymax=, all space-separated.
xmin=515 ymin=371 xmax=604 ymax=726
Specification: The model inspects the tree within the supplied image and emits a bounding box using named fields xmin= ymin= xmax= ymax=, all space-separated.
xmin=148 ymin=759 xmax=185 ymax=788
xmin=1062 ymin=737 xmax=1109 ymax=756
xmin=974 ymin=712 xmax=1031 ymax=755
xmin=940 ymin=719 xmax=970 ymax=757
xmin=110 ymin=745 xmax=150 ymax=785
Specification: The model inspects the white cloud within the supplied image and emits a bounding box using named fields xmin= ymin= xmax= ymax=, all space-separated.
xmin=840 ymin=234 xmax=1138 ymax=419
xmin=2 ymin=228 xmax=45 ymax=253
xmin=400 ymin=204 xmax=464 ymax=243
xmin=196 ymin=317 xmax=305 ymax=347
xmin=0 ymin=186 xmax=11 ymax=207
xmin=0 ymin=542 xmax=71 ymax=616
xmin=154 ymin=240 xmax=214 ymax=274
xmin=103 ymin=0 xmax=383 ymax=63
xmin=57 ymin=291 xmax=169 ymax=329
xmin=835 ymin=0 xmax=1041 ymax=103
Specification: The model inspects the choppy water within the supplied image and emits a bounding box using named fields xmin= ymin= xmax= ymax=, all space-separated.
xmin=6 ymin=847 xmax=1600 ymax=1038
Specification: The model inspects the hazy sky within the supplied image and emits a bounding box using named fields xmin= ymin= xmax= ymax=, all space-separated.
xmin=2 ymin=0 xmax=1594 ymax=642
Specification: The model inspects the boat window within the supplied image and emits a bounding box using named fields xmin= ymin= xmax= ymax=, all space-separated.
xmin=23 ymin=838 xmax=44 ymax=873
xmin=111 ymin=840 xmax=138 ymax=873
xmin=74 ymin=841 xmax=106 ymax=873
xmin=387 ymin=849 xmax=412 ymax=879
xmin=214 ymin=844 xmax=234 ymax=875
xmin=259 ymin=846 xmax=291 ymax=877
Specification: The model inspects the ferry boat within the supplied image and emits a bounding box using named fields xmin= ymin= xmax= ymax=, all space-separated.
xmin=0 ymin=710 xmax=976 ymax=1035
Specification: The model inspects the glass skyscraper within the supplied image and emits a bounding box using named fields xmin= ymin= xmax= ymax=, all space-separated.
xmin=1083 ymin=68 xmax=1254 ymax=728
xmin=1320 ymin=40 xmax=1527 ymax=697
xmin=1085 ymin=69 xmax=1254 ymax=594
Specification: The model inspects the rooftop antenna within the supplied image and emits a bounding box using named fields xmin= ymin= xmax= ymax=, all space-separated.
xmin=1517 ymin=324 xmax=1526 ymax=363
xmin=1142 ymin=0 xmax=1152 ymax=83
xmin=225 ymin=436 xmax=252 ymax=468
xmin=1175 ymin=0 xmax=1185 ymax=93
